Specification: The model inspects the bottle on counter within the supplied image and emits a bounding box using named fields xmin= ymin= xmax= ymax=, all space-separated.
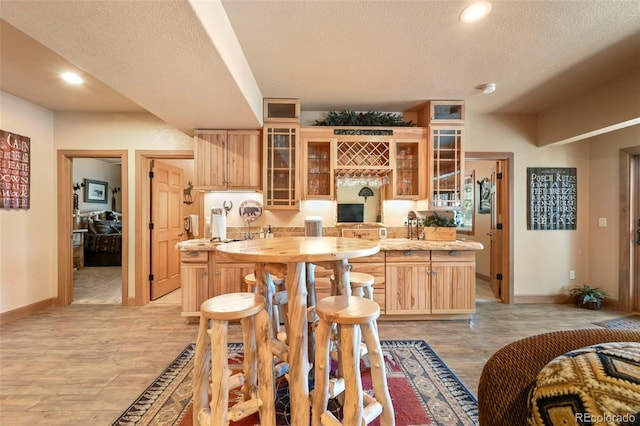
xmin=259 ymin=227 xmax=265 ymax=239
xmin=267 ymin=225 xmax=273 ymax=238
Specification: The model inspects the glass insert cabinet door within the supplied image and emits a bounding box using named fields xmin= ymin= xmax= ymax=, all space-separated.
xmin=394 ymin=140 xmax=421 ymax=199
xmin=304 ymin=139 xmax=332 ymax=199
xmin=264 ymin=126 xmax=298 ymax=209
xmin=430 ymin=126 xmax=463 ymax=208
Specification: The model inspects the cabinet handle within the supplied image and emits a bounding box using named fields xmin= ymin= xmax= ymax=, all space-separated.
xmin=449 ymin=250 xmax=459 ymax=256
xmin=188 ymin=251 xmax=199 ymax=256
xmin=403 ymin=250 xmax=413 ymax=256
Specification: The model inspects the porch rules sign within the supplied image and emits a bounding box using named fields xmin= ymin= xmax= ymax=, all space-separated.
xmin=527 ymin=167 xmax=576 ymax=230
xmin=1 ymin=130 xmax=31 ymax=209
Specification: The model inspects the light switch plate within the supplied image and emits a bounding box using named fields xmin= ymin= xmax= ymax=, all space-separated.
xmin=598 ymin=217 xmax=607 ymax=227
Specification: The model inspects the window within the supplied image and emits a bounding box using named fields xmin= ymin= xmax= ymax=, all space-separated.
xmin=457 ymin=171 xmax=475 ymax=234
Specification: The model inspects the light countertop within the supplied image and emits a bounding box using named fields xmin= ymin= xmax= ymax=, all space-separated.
xmin=176 ymin=237 xmax=483 ymax=252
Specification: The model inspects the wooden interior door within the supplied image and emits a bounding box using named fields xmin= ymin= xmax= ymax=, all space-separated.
xmin=150 ymin=160 xmax=184 ymax=300
xmin=633 ymin=155 xmax=640 ymax=310
xmin=489 ymin=160 xmax=505 ymax=300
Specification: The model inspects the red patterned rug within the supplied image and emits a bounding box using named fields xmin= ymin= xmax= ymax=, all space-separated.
xmin=111 ymin=340 xmax=477 ymax=425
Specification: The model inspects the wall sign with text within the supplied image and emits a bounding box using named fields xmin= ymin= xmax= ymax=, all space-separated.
xmin=1 ymin=130 xmax=31 ymax=209
xmin=527 ymin=167 xmax=576 ymax=230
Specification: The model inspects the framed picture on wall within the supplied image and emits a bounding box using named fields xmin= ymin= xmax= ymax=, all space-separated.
xmin=478 ymin=178 xmax=491 ymax=214
xmin=84 ymin=178 xmax=108 ymax=203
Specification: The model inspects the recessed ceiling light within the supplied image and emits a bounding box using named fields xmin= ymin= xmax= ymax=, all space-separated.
xmin=460 ymin=2 xmax=492 ymax=23
xmin=60 ymin=71 xmax=84 ymax=85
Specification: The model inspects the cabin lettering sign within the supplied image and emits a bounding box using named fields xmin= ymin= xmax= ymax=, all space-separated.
xmin=527 ymin=167 xmax=576 ymax=230
xmin=1 ymin=130 xmax=30 ymax=209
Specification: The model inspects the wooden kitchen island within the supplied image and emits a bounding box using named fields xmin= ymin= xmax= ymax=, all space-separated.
xmin=176 ymin=237 xmax=484 ymax=321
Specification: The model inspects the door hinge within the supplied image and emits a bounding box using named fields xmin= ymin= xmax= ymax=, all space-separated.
xmin=496 ymin=172 xmax=503 ymax=179
xmin=149 ymin=171 xmax=154 ymax=178
xmin=496 ymin=223 xmax=503 ymax=230
xmin=149 ymin=222 xmax=154 ymax=230
xmin=149 ymin=273 xmax=154 ymax=281
xmin=497 ymin=273 xmax=503 ymax=281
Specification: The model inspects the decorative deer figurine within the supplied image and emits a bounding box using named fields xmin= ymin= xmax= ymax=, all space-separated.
xmin=183 ymin=181 xmax=193 ymax=205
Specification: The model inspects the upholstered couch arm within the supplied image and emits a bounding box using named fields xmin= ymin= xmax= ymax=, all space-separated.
xmin=477 ymin=328 xmax=640 ymax=426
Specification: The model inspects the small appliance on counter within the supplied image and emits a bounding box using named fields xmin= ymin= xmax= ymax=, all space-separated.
xmin=210 ymin=207 xmax=227 ymax=241
xmin=304 ymin=216 xmax=323 ymax=237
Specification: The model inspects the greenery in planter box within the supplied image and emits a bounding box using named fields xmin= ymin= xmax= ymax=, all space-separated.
xmin=568 ymin=284 xmax=608 ymax=310
xmin=421 ymin=212 xmax=459 ymax=227
xmin=314 ymin=110 xmax=414 ymax=127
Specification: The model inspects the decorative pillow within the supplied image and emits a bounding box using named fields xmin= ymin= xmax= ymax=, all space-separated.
xmin=93 ymin=222 xmax=114 ymax=235
xmin=527 ymin=342 xmax=640 ymax=426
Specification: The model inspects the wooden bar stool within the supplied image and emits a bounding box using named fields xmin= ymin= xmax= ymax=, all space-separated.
xmin=331 ymin=271 xmax=375 ymax=299
xmin=245 ymin=267 xmax=289 ymax=342
xmin=312 ymin=296 xmax=395 ymax=426
xmin=193 ymin=292 xmax=275 ymax=426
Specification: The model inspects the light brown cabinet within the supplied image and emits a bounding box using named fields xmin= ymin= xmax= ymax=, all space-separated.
xmin=263 ymin=125 xmax=300 ymax=209
xmin=385 ymin=249 xmax=475 ymax=317
xmin=179 ymin=247 xmax=474 ymax=320
xmin=302 ymin=138 xmax=333 ymax=199
xmin=212 ymin=260 xmax=254 ymax=296
xmin=430 ymin=250 xmax=476 ymax=314
xmin=392 ymin=138 xmax=424 ymax=199
xmin=180 ymin=250 xmax=254 ymax=320
xmin=194 ymin=129 xmax=261 ymax=190
xmin=180 ymin=250 xmax=210 ymax=319
xmin=428 ymin=125 xmax=464 ymax=209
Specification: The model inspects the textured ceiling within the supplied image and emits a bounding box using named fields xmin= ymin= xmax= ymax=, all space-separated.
xmin=1 ymin=0 xmax=639 ymax=134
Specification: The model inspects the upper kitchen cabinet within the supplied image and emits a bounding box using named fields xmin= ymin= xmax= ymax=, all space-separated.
xmin=417 ymin=100 xmax=465 ymax=125
xmin=264 ymin=98 xmax=300 ymax=123
xmin=264 ymin=125 xmax=300 ymax=210
xmin=428 ymin=125 xmax=464 ymax=209
xmin=302 ymin=137 xmax=334 ymax=200
xmin=392 ymin=137 xmax=424 ymax=200
xmin=263 ymin=99 xmax=301 ymax=210
xmin=415 ymin=101 xmax=465 ymax=209
xmin=194 ymin=130 xmax=261 ymax=190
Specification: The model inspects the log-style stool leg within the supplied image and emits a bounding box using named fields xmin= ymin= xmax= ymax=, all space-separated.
xmin=313 ymin=295 xmax=395 ymax=426
xmin=193 ymin=293 xmax=276 ymax=426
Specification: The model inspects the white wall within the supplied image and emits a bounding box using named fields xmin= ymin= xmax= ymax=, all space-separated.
xmin=53 ymin=112 xmax=193 ymax=300
xmin=0 ymin=92 xmax=57 ymax=312
xmin=588 ymin=125 xmax=640 ymax=298
xmin=73 ymin=158 xmax=122 ymax=212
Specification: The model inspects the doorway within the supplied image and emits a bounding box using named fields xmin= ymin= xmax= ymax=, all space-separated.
xmin=135 ymin=150 xmax=194 ymax=306
xmin=57 ymin=150 xmax=128 ymax=306
xmin=619 ymin=148 xmax=640 ymax=312
xmin=72 ymin=157 xmax=123 ymax=304
xmin=465 ymin=152 xmax=513 ymax=304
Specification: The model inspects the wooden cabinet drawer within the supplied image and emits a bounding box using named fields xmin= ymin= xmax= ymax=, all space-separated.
xmin=431 ymin=250 xmax=475 ymax=262
xmin=385 ymin=249 xmax=431 ymax=262
xmin=180 ymin=250 xmax=209 ymax=263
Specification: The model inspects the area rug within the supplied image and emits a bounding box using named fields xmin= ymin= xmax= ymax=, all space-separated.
xmin=594 ymin=315 xmax=640 ymax=330
xmin=111 ymin=340 xmax=478 ymax=426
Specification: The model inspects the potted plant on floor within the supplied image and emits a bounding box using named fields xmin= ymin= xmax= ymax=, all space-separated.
xmin=569 ymin=284 xmax=608 ymax=310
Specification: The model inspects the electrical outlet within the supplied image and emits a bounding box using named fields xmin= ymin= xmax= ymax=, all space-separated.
xmin=569 ymin=270 xmax=576 ymax=280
